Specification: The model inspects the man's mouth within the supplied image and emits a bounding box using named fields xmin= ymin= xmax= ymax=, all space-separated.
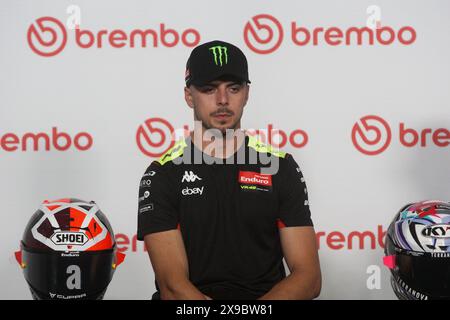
xmin=213 ymin=113 xmax=232 ymax=120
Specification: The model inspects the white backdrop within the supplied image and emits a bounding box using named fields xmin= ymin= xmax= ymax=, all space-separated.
xmin=1 ymin=0 xmax=449 ymax=299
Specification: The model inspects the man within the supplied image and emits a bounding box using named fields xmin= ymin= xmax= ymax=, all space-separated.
xmin=137 ymin=40 xmax=321 ymax=300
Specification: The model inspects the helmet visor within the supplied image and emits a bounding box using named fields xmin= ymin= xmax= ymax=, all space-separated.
xmin=21 ymin=244 xmax=115 ymax=299
xmin=396 ymin=252 xmax=450 ymax=299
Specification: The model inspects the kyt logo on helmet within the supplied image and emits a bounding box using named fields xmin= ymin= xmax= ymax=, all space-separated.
xmin=14 ymin=198 xmax=125 ymax=300
xmin=383 ymin=200 xmax=450 ymax=300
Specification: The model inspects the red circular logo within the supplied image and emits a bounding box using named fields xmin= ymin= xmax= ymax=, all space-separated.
xmin=351 ymin=115 xmax=392 ymax=155
xmin=27 ymin=17 xmax=67 ymax=57
xmin=136 ymin=118 xmax=175 ymax=158
xmin=243 ymin=14 xmax=284 ymax=54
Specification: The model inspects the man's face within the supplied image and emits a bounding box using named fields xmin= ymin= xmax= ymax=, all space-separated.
xmin=184 ymin=79 xmax=249 ymax=134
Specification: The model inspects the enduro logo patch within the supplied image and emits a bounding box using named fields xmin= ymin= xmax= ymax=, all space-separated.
xmin=239 ymin=171 xmax=272 ymax=192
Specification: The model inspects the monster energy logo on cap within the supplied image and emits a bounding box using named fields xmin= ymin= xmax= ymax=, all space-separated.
xmin=209 ymin=46 xmax=228 ymax=66
xmin=185 ymin=40 xmax=250 ymax=86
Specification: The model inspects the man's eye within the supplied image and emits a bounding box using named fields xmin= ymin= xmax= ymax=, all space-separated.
xmin=229 ymin=86 xmax=241 ymax=93
xmin=201 ymin=87 xmax=215 ymax=93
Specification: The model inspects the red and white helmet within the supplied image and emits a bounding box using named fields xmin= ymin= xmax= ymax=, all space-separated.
xmin=15 ymin=198 xmax=125 ymax=300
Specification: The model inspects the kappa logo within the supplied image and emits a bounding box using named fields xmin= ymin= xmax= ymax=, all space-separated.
xmin=182 ymin=171 xmax=202 ymax=183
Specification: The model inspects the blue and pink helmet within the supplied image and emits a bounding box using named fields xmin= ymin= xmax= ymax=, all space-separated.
xmin=384 ymin=200 xmax=450 ymax=300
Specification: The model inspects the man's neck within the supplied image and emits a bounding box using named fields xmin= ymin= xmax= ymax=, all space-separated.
xmin=190 ymin=127 xmax=246 ymax=159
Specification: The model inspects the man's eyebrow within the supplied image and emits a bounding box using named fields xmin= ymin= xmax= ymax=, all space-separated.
xmin=207 ymin=81 xmax=243 ymax=87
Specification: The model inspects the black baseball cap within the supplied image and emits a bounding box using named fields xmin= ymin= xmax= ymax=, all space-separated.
xmin=185 ymin=40 xmax=251 ymax=87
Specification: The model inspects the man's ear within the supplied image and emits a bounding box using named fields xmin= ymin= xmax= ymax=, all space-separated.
xmin=184 ymin=86 xmax=194 ymax=109
xmin=243 ymin=84 xmax=250 ymax=107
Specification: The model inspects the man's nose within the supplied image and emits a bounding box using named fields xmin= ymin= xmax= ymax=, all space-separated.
xmin=216 ymin=86 xmax=229 ymax=106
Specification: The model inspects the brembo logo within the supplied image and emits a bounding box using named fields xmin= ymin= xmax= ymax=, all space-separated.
xmin=352 ymin=115 xmax=449 ymax=155
xmin=246 ymin=125 xmax=308 ymax=149
xmin=27 ymin=17 xmax=68 ymax=57
xmin=27 ymin=16 xmax=201 ymax=57
xmin=115 ymin=226 xmax=388 ymax=253
xmin=137 ymin=118 xmax=181 ymax=158
xmin=244 ymin=13 xmax=416 ymax=54
xmin=0 ymin=127 xmax=93 ymax=152
xmin=352 ymin=115 xmax=391 ymax=155
xmin=244 ymin=14 xmax=284 ymax=54
xmin=136 ymin=118 xmax=309 ymax=158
